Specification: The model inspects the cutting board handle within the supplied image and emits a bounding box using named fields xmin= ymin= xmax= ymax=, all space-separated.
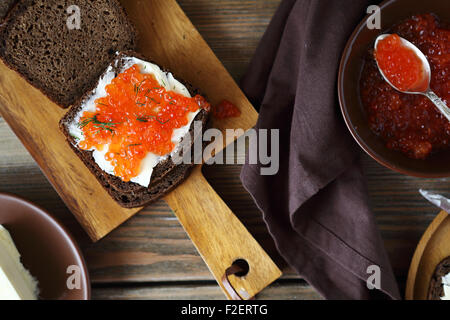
xmin=164 ymin=165 xmax=282 ymax=299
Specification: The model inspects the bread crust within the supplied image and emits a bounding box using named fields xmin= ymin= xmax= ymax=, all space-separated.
xmin=0 ymin=0 xmax=16 ymax=21
xmin=60 ymin=51 xmax=210 ymax=208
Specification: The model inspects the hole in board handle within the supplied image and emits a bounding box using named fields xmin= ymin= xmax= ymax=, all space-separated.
xmin=232 ymin=259 xmax=250 ymax=277
xmin=221 ymin=259 xmax=252 ymax=300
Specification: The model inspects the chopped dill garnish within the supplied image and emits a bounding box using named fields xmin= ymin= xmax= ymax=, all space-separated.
xmin=78 ymin=114 xmax=119 ymax=133
xmin=134 ymin=80 xmax=145 ymax=97
xmin=148 ymin=97 xmax=159 ymax=104
xmin=136 ymin=115 xmax=170 ymax=125
xmin=158 ymin=118 xmax=170 ymax=125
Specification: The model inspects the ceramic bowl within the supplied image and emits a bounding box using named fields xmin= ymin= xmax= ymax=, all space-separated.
xmin=0 ymin=193 xmax=90 ymax=300
xmin=338 ymin=0 xmax=450 ymax=177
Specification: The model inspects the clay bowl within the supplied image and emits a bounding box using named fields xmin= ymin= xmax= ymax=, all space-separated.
xmin=338 ymin=0 xmax=450 ymax=177
xmin=0 ymin=193 xmax=90 ymax=300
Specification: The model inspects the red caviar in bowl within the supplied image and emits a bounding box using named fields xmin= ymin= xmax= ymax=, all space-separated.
xmin=375 ymin=34 xmax=428 ymax=92
xmin=78 ymin=64 xmax=210 ymax=182
xmin=360 ymin=14 xmax=450 ymax=160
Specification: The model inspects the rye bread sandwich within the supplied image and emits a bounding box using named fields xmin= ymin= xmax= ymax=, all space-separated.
xmin=428 ymin=256 xmax=450 ymax=300
xmin=60 ymin=52 xmax=211 ymax=208
xmin=0 ymin=0 xmax=137 ymax=108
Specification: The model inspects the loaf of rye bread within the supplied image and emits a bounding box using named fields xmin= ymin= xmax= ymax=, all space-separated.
xmin=59 ymin=52 xmax=210 ymax=208
xmin=428 ymin=256 xmax=450 ymax=300
xmin=0 ymin=0 xmax=16 ymax=20
xmin=0 ymin=0 xmax=137 ymax=108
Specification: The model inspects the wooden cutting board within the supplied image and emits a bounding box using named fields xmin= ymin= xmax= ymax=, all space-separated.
xmin=406 ymin=210 xmax=450 ymax=299
xmin=0 ymin=0 xmax=281 ymax=299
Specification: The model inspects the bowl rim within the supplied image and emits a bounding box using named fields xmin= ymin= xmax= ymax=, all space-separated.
xmin=337 ymin=0 xmax=450 ymax=178
xmin=0 ymin=192 xmax=91 ymax=300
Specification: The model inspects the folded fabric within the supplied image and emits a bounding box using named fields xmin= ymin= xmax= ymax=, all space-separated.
xmin=240 ymin=0 xmax=400 ymax=299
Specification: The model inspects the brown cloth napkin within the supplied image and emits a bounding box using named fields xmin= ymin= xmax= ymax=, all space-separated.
xmin=240 ymin=0 xmax=401 ymax=300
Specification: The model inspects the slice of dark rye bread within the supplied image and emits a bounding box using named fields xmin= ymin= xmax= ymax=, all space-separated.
xmin=428 ymin=256 xmax=450 ymax=300
xmin=60 ymin=52 xmax=210 ymax=208
xmin=0 ymin=0 xmax=137 ymax=108
xmin=0 ymin=0 xmax=16 ymax=20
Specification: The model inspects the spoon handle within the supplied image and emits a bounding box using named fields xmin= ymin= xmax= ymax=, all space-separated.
xmin=425 ymin=90 xmax=450 ymax=122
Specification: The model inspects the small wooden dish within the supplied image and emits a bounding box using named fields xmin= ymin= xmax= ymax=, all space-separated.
xmin=406 ymin=211 xmax=450 ymax=300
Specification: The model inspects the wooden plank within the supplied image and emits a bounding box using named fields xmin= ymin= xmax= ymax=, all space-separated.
xmin=177 ymin=0 xmax=282 ymax=82
xmin=361 ymin=154 xmax=445 ymax=276
xmin=91 ymin=280 xmax=323 ymax=300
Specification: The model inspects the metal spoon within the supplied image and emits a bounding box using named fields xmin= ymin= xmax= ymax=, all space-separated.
xmin=374 ymin=34 xmax=450 ymax=122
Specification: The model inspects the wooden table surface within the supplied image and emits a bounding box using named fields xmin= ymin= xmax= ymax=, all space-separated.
xmin=0 ymin=0 xmax=445 ymax=300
